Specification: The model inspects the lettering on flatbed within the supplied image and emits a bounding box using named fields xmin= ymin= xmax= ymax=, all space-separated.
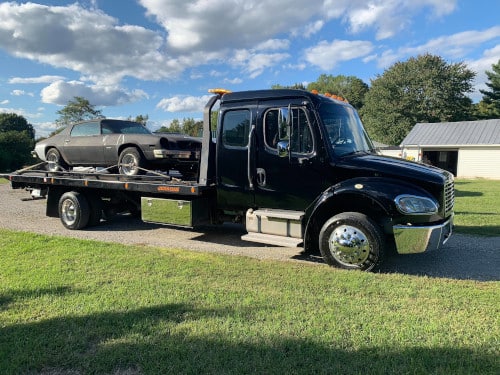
xmin=158 ymin=186 xmax=180 ymax=193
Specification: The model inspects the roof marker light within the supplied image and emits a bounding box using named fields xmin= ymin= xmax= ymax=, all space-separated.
xmin=208 ymin=88 xmax=232 ymax=96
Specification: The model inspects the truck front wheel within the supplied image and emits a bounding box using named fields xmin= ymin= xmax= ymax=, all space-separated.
xmin=319 ymin=212 xmax=384 ymax=271
xmin=58 ymin=191 xmax=90 ymax=230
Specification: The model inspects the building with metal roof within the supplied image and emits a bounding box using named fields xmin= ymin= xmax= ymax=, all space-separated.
xmin=398 ymin=119 xmax=500 ymax=179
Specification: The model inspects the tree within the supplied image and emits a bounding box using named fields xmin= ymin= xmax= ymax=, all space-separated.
xmin=182 ymin=117 xmax=203 ymax=137
xmin=360 ymin=54 xmax=475 ymax=145
xmin=271 ymin=83 xmax=306 ymax=90
xmin=475 ymin=59 xmax=500 ymax=118
xmin=307 ymin=74 xmax=369 ymax=109
xmin=156 ymin=119 xmax=182 ymax=133
xmin=56 ymin=96 xmax=103 ymax=126
xmin=0 ymin=113 xmax=35 ymax=139
xmin=128 ymin=114 xmax=149 ymax=125
xmin=0 ymin=113 xmax=35 ymax=172
xmin=155 ymin=118 xmax=203 ymax=136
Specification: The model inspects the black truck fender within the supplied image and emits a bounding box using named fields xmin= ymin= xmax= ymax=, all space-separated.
xmin=302 ymin=176 xmax=435 ymax=254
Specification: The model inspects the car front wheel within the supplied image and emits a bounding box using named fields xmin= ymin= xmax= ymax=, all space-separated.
xmin=118 ymin=147 xmax=145 ymax=176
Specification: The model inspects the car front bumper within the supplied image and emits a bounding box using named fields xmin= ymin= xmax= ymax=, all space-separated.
xmin=153 ymin=149 xmax=199 ymax=159
xmin=393 ymin=214 xmax=454 ymax=254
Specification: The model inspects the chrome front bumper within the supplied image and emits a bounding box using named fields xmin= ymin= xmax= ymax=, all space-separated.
xmin=153 ymin=149 xmax=197 ymax=159
xmin=393 ymin=215 xmax=454 ymax=254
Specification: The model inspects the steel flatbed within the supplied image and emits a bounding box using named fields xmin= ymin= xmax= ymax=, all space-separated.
xmin=1 ymin=169 xmax=214 ymax=197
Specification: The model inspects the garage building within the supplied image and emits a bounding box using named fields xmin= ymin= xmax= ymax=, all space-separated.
xmin=399 ymin=119 xmax=500 ymax=179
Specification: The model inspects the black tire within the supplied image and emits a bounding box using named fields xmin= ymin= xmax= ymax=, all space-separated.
xmin=46 ymin=148 xmax=68 ymax=172
xmin=58 ymin=191 xmax=90 ymax=230
xmin=319 ymin=212 xmax=384 ymax=271
xmin=118 ymin=147 xmax=145 ymax=176
xmin=86 ymin=193 xmax=103 ymax=227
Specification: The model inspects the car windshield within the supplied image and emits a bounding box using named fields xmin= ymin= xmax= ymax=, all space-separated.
xmin=318 ymin=102 xmax=374 ymax=157
xmin=102 ymin=120 xmax=152 ymax=135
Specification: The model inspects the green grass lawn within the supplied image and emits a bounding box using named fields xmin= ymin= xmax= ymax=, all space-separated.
xmin=0 ymin=229 xmax=498 ymax=375
xmin=453 ymin=179 xmax=500 ymax=236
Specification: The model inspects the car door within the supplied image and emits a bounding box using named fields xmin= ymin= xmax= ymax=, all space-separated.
xmin=63 ymin=121 xmax=105 ymax=165
xmin=216 ymin=105 xmax=257 ymax=211
xmin=253 ymin=103 xmax=330 ymax=211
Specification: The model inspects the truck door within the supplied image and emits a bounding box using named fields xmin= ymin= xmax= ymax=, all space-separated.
xmin=254 ymin=105 xmax=329 ymax=211
xmin=216 ymin=106 xmax=256 ymax=210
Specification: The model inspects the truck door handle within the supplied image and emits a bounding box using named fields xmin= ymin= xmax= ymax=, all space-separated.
xmin=247 ymin=124 xmax=255 ymax=189
xmin=256 ymin=168 xmax=266 ymax=187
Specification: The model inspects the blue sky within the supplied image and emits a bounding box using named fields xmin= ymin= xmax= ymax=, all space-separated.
xmin=0 ymin=0 xmax=499 ymax=137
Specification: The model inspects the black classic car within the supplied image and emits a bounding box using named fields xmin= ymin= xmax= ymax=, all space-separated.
xmin=33 ymin=119 xmax=201 ymax=177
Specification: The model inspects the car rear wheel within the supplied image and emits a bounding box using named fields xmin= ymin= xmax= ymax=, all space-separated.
xmin=118 ymin=147 xmax=145 ymax=176
xmin=46 ymin=148 xmax=68 ymax=172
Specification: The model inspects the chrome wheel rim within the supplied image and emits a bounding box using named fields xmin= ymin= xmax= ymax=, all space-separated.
xmin=61 ymin=199 xmax=76 ymax=226
xmin=47 ymin=152 xmax=59 ymax=172
xmin=328 ymin=224 xmax=370 ymax=267
xmin=120 ymin=154 xmax=138 ymax=175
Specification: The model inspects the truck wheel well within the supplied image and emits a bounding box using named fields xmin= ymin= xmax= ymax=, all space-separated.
xmin=304 ymin=193 xmax=388 ymax=254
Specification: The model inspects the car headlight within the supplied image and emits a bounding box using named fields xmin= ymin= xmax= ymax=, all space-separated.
xmin=394 ymin=195 xmax=438 ymax=215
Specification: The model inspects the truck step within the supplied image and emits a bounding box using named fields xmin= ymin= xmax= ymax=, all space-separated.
xmin=241 ymin=232 xmax=303 ymax=247
xmin=251 ymin=208 xmax=303 ymax=220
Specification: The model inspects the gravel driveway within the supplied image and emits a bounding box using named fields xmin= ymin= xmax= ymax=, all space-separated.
xmin=1 ymin=183 xmax=498 ymax=281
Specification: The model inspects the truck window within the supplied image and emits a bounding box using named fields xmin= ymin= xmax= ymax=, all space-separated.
xmin=264 ymin=108 xmax=313 ymax=154
xmin=222 ymin=110 xmax=250 ymax=148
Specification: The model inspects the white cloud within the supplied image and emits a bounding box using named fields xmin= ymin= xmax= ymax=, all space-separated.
xmin=156 ymin=95 xmax=213 ymax=112
xmin=342 ymin=0 xmax=458 ymax=40
xmin=32 ymin=121 xmax=59 ymax=138
xmin=0 ymin=2 xmax=182 ymax=85
xmin=1 ymin=100 xmax=9 ymax=105
xmin=304 ymin=40 xmax=374 ymax=70
xmin=139 ymin=0 xmax=323 ymax=51
xmin=0 ymin=0 xmax=463 ymax=94
xmin=10 ymin=90 xmax=34 ymax=97
xmin=9 ymin=75 xmax=66 ymax=84
xmin=255 ymin=39 xmax=290 ymax=52
xmin=223 ymin=78 xmax=243 ymax=85
xmin=375 ymin=26 xmax=500 ymax=69
xmin=40 ymin=80 xmax=148 ymax=106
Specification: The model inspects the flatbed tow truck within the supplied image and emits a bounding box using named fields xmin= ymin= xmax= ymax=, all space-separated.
xmin=1 ymin=89 xmax=455 ymax=271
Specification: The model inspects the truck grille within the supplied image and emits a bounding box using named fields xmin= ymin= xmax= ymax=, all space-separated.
xmin=444 ymin=176 xmax=455 ymax=216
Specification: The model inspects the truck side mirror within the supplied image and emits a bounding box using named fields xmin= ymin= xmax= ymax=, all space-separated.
xmin=277 ymin=140 xmax=289 ymax=158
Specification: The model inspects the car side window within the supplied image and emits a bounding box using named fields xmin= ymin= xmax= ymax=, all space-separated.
xmin=71 ymin=122 xmax=100 ymax=137
xmin=222 ymin=110 xmax=250 ymax=148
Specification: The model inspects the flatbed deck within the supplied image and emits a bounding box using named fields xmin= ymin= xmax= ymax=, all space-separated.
xmin=1 ymin=169 xmax=214 ymax=196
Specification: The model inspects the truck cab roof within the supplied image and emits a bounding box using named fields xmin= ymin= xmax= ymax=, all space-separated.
xmin=219 ymin=89 xmax=351 ymax=107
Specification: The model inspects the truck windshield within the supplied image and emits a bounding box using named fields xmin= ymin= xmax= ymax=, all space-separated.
xmin=318 ymin=103 xmax=374 ymax=157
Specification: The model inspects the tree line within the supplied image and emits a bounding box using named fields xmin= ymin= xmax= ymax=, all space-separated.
xmin=274 ymin=54 xmax=500 ymax=145
xmin=1 ymin=54 xmax=499 ymax=171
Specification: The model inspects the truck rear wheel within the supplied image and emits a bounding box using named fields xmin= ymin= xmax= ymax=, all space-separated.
xmin=58 ymin=191 xmax=90 ymax=230
xmin=319 ymin=212 xmax=384 ymax=271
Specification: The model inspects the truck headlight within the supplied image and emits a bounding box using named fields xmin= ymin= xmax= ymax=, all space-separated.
xmin=394 ymin=195 xmax=438 ymax=215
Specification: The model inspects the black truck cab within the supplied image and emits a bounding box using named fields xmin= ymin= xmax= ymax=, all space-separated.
xmin=207 ymin=89 xmax=454 ymax=270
